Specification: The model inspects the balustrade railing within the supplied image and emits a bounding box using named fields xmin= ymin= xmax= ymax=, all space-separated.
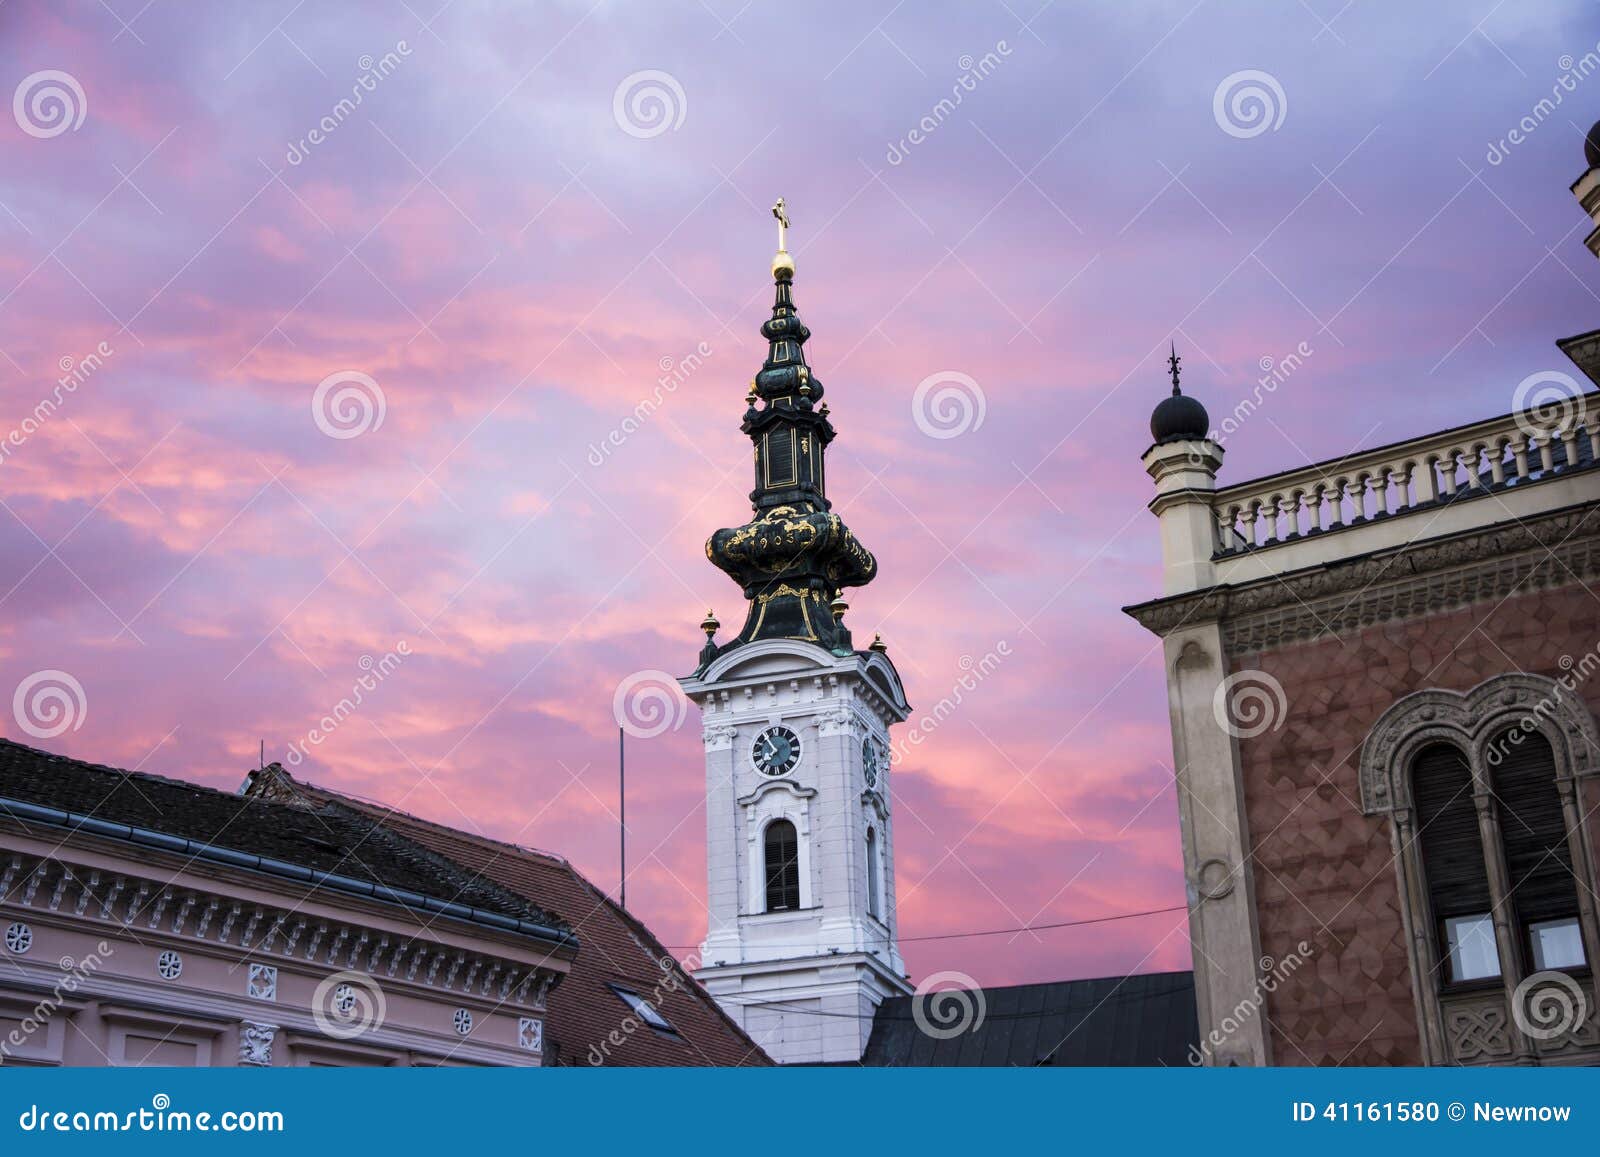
xmin=1212 ymin=409 xmax=1598 ymax=554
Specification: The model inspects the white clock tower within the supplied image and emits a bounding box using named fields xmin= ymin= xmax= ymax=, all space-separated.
xmin=680 ymin=202 xmax=912 ymax=1064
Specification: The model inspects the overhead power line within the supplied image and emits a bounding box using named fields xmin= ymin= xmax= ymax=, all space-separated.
xmin=658 ymin=901 xmax=1187 ymax=950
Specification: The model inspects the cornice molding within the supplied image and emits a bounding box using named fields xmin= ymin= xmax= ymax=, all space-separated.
xmin=0 ymin=847 xmax=560 ymax=1010
xmin=1125 ymin=504 xmax=1600 ymax=653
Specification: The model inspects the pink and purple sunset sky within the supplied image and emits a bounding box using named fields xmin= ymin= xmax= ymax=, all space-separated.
xmin=3 ymin=1 xmax=1599 ymax=987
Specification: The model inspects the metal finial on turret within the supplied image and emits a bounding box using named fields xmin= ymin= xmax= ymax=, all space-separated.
xmin=1168 ymin=340 xmax=1182 ymax=396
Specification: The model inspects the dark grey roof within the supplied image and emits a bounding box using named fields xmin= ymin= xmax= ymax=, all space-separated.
xmin=0 ymin=739 xmax=570 ymax=942
xmin=860 ymin=970 xmax=1198 ymax=1067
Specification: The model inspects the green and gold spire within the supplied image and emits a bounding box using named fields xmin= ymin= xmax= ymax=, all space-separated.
xmin=698 ymin=199 xmax=877 ymax=666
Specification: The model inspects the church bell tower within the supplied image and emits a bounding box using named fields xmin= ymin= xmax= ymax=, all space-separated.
xmin=680 ymin=201 xmax=912 ymax=1064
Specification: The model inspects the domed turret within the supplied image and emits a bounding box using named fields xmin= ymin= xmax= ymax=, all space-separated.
xmin=1149 ymin=343 xmax=1209 ymax=443
xmin=1585 ymin=119 xmax=1600 ymax=170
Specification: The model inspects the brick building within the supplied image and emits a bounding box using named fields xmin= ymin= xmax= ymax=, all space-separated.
xmin=1124 ymin=135 xmax=1600 ymax=1066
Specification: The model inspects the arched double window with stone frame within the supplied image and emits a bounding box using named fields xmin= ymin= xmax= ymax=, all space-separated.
xmin=1360 ymin=674 xmax=1600 ymax=1065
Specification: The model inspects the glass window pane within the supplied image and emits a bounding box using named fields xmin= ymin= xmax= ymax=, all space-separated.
xmin=1530 ymin=918 xmax=1587 ymax=970
xmin=614 ymin=987 xmax=674 ymax=1032
xmin=1444 ymin=914 xmax=1500 ymax=981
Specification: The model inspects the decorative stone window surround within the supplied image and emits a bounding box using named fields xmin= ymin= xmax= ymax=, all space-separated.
xmin=742 ymin=781 xmax=815 ymax=915
xmin=1360 ymin=673 xmax=1600 ymax=1065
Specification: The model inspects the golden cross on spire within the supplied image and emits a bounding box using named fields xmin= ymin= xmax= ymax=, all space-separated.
xmin=772 ymin=197 xmax=790 ymax=251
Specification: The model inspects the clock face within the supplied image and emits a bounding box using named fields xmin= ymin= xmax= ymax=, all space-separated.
xmin=752 ymin=726 xmax=801 ymax=777
xmin=862 ymin=737 xmax=881 ymax=788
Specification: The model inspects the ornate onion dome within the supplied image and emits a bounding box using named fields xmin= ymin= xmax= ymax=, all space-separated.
xmin=1149 ymin=341 xmax=1210 ymax=444
xmin=1586 ymin=119 xmax=1600 ymax=169
xmin=698 ymin=200 xmax=877 ymax=667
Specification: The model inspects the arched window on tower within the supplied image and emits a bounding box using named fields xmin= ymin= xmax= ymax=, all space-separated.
xmin=764 ymin=820 xmax=801 ymax=912
xmin=1490 ymin=730 xmax=1587 ymax=972
xmin=865 ymin=827 xmax=881 ymax=920
xmin=1412 ymin=743 xmax=1498 ymax=984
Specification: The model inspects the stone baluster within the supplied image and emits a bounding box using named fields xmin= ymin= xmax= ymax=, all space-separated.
xmin=1510 ymin=436 xmax=1530 ymax=482
xmin=1487 ymin=441 xmax=1507 ymax=486
xmin=1414 ymin=457 xmax=1438 ymax=504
